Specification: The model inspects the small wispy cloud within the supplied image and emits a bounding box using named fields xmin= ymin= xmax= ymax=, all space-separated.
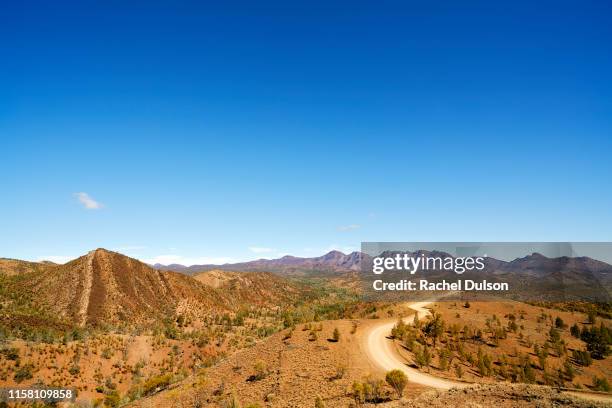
xmin=74 ymin=192 xmax=103 ymax=210
xmin=337 ymin=224 xmax=360 ymax=232
xmin=248 ymin=246 xmax=276 ymax=254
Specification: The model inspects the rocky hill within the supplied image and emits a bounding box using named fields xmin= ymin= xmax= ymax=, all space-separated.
xmin=193 ymin=269 xmax=308 ymax=307
xmin=0 ymin=249 xmax=327 ymax=334
xmin=0 ymin=258 xmax=54 ymax=276
xmin=11 ymin=249 xmax=226 ymax=328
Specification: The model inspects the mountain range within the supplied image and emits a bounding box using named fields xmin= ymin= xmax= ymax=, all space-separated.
xmin=153 ymin=250 xmax=611 ymax=282
xmin=153 ymin=250 xmax=363 ymax=275
xmin=155 ymin=250 xmax=612 ymax=301
xmin=1 ymin=248 xmax=610 ymax=333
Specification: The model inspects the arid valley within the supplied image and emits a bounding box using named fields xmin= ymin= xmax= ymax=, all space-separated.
xmin=0 ymin=249 xmax=611 ymax=407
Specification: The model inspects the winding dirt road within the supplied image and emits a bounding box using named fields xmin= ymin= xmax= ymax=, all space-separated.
xmin=361 ymin=301 xmax=612 ymax=404
xmin=362 ymin=301 xmax=467 ymax=390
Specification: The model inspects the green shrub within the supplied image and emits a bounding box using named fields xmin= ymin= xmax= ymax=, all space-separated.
xmin=253 ymin=360 xmax=268 ymax=381
xmin=555 ymin=317 xmax=566 ymax=329
xmin=352 ymin=381 xmax=365 ymax=404
xmin=142 ymin=373 xmax=173 ymax=396
xmin=570 ymin=323 xmax=580 ymax=338
xmin=101 ymin=347 xmax=113 ymax=359
xmin=13 ymin=364 xmax=34 ymax=383
xmin=0 ymin=347 xmax=19 ymax=360
xmin=331 ymin=328 xmax=340 ymax=342
xmin=385 ymin=369 xmax=408 ymax=398
xmin=592 ymin=376 xmax=611 ymax=392
xmin=104 ymin=390 xmax=121 ymax=407
xmin=572 ymin=349 xmax=593 ymax=366
xmin=454 ymin=363 xmax=463 ymax=378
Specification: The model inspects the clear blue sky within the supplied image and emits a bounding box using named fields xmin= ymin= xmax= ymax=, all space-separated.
xmin=1 ymin=1 xmax=611 ymax=265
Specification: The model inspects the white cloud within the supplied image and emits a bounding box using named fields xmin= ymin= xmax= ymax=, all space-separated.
xmin=38 ymin=255 xmax=73 ymax=264
xmin=337 ymin=224 xmax=360 ymax=232
xmin=74 ymin=192 xmax=103 ymax=209
xmin=142 ymin=254 xmax=234 ymax=266
xmin=248 ymin=246 xmax=276 ymax=254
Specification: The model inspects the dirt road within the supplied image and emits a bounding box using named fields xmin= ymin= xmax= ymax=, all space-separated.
xmin=361 ymin=301 xmax=612 ymax=404
xmin=362 ymin=301 xmax=467 ymax=390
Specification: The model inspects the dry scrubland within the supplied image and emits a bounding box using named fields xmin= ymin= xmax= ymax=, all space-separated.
xmin=0 ymin=251 xmax=383 ymax=407
xmin=390 ymin=301 xmax=611 ymax=391
xmin=128 ymin=302 xmax=612 ymax=408
xmin=0 ymin=311 xmax=399 ymax=407
xmin=0 ymin=252 xmax=610 ymax=407
xmin=128 ymin=318 xmax=430 ymax=408
xmin=0 ymin=310 xmax=292 ymax=403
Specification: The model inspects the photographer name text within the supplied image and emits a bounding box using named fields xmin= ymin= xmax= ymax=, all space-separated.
xmin=372 ymin=279 xmax=509 ymax=291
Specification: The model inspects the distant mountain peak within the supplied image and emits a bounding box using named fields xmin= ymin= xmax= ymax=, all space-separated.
xmin=279 ymin=255 xmax=299 ymax=260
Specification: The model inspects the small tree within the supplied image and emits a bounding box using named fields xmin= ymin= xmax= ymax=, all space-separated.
xmin=423 ymin=313 xmax=445 ymax=347
xmin=413 ymin=344 xmax=431 ymax=368
xmin=385 ymin=369 xmax=408 ymax=398
xmin=104 ymin=390 xmax=121 ymax=408
xmin=548 ymin=327 xmax=560 ymax=343
xmin=438 ymin=349 xmax=450 ymax=371
xmin=572 ymin=349 xmax=592 ymax=366
xmin=253 ymin=360 xmax=268 ymax=380
xmin=365 ymin=377 xmax=385 ymax=402
xmin=593 ymin=376 xmax=611 ymax=392
xmin=13 ymin=364 xmax=34 ymax=383
xmin=454 ymin=363 xmax=463 ymax=378
xmin=523 ymin=360 xmax=536 ymax=383
xmin=392 ymin=318 xmax=407 ymax=339
xmin=555 ymin=317 xmax=566 ymax=329
xmin=508 ymin=320 xmax=518 ymax=333
xmin=570 ymin=323 xmax=580 ymax=338
xmin=351 ymin=381 xmax=365 ymax=404
xmin=587 ymin=310 xmax=597 ymax=324
xmin=563 ymin=359 xmax=575 ymax=381
xmin=538 ymin=352 xmax=547 ymax=371
xmin=413 ymin=313 xmax=420 ymax=328
xmin=332 ymin=328 xmax=340 ymax=342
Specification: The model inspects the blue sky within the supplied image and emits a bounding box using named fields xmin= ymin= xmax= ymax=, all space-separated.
xmin=1 ymin=1 xmax=611 ymax=265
